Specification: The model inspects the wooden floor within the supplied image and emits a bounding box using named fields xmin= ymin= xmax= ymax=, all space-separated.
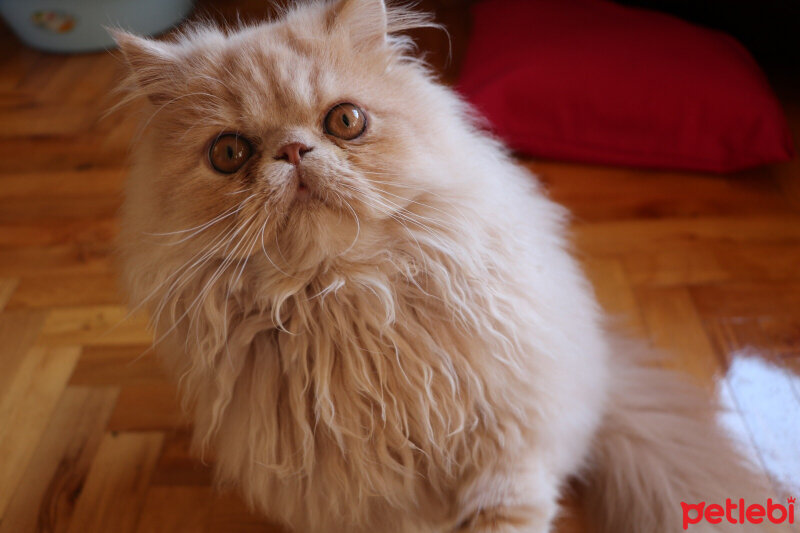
xmin=0 ymin=2 xmax=798 ymax=532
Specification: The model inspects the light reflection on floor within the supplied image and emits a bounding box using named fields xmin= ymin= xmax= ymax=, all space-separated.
xmin=718 ymin=352 xmax=800 ymax=495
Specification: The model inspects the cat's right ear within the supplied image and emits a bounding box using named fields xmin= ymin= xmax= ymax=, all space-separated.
xmin=112 ymin=29 xmax=181 ymax=106
xmin=329 ymin=0 xmax=388 ymax=50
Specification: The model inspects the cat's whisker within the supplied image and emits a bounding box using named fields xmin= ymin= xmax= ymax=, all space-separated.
xmin=118 ymin=216 xmax=250 ymax=366
xmin=221 ymin=225 xmax=262 ymax=367
xmin=381 ymin=206 xmax=456 ymax=255
xmin=146 ymin=202 xmax=258 ymax=316
xmin=358 ymin=173 xmax=447 ymax=195
xmin=110 ymin=211 xmax=248 ymax=336
xmin=143 ymin=208 xmax=237 ymax=237
xmin=383 ymin=201 xmax=460 ymax=235
xmin=258 ymin=210 xmax=301 ymax=280
xmin=149 ymin=211 xmax=260 ymax=349
xmin=225 ymin=187 xmax=254 ymax=196
xmin=336 ymin=181 xmax=459 ymax=240
xmin=337 ymin=193 xmax=361 ymax=256
xmin=356 ymin=173 xmax=452 ymax=203
xmin=151 ymin=239 xmax=232 ymax=338
xmin=165 ymin=245 xmax=253 ymax=354
xmin=274 ymin=227 xmax=291 ymax=265
xmin=368 ymin=185 xmax=464 ymax=221
xmin=191 ymin=211 xmax=260 ymax=307
xmin=145 ymin=196 xmax=256 ymax=242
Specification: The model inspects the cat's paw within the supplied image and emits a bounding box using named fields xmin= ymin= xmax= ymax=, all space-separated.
xmin=453 ymin=505 xmax=548 ymax=533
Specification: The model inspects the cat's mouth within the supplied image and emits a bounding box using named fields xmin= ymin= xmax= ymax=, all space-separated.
xmin=290 ymin=169 xmax=323 ymax=206
xmin=296 ymin=177 xmax=311 ymax=200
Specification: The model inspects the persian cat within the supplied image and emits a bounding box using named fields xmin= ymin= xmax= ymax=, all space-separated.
xmin=114 ymin=1 xmax=779 ymax=531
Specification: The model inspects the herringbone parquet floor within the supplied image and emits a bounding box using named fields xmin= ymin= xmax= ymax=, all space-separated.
xmin=0 ymin=2 xmax=798 ymax=532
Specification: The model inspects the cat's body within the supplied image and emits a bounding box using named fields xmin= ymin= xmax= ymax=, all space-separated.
xmin=115 ymin=1 xmax=780 ymax=531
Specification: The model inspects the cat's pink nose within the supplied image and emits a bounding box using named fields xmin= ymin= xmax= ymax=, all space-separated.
xmin=274 ymin=142 xmax=312 ymax=166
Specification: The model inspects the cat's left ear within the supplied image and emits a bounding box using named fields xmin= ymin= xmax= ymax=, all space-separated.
xmin=111 ymin=29 xmax=182 ymax=105
xmin=330 ymin=0 xmax=388 ymax=50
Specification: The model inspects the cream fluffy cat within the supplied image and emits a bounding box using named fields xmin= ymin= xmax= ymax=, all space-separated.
xmin=114 ymin=1 xmax=781 ymax=532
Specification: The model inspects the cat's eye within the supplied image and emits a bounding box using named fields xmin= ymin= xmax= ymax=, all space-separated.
xmin=209 ymin=134 xmax=252 ymax=174
xmin=324 ymin=103 xmax=367 ymax=140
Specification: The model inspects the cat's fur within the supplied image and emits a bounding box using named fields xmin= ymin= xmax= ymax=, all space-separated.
xmin=114 ymin=1 xmax=782 ymax=531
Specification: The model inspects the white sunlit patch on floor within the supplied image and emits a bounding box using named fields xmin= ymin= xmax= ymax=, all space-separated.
xmin=717 ymin=351 xmax=800 ymax=495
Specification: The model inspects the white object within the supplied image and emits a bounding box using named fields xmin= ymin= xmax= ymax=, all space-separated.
xmin=0 ymin=0 xmax=194 ymax=53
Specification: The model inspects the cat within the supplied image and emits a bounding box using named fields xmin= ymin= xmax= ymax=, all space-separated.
xmin=113 ymin=1 xmax=783 ymax=531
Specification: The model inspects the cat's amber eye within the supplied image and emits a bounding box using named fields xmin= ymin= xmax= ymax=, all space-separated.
xmin=209 ymin=134 xmax=252 ymax=174
xmin=324 ymin=103 xmax=367 ymax=140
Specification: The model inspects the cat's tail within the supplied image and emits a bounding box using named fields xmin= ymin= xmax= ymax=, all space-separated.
xmin=582 ymin=341 xmax=790 ymax=533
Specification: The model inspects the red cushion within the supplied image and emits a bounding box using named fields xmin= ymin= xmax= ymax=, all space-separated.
xmin=458 ymin=0 xmax=794 ymax=173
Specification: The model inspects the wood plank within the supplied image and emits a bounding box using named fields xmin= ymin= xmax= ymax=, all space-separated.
xmin=0 ymin=37 xmax=34 ymax=92
xmin=635 ymin=286 xmax=723 ymax=384
xmin=703 ymin=316 xmax=800 ymax=363
xmin=0 ymin=278 xmax=18 ymax=311
xmin=573 ymin=215 xmax=800 ymax=256
xmin=65 ymin=432 xmax=163 ymax=533
xmin=26 ymin=54 xmax=120 ymax=107
xmin=13 ymin=53 xmax=69 ymax=97
xmin=0 ymin=169 xmax=124 ymax=200
xmin=0 ymin=193 xmax=121 ymax=224
xmin=691 ymin=282 xmax=800 ymax=319
xmin=69 ymin=344 xmax=164 ymax=386
xmin=623 ymin=243 xmax=800 ymax=287
xmin=528 ymin=159 xmax=795 ymax=221
xmin=39 ymin=306 xmax=152 ymax=347
xmin=0 ymin=346 xmax=81 ymax=516
xmin=0 ymin=218 xmax=117 ymax=249
xmin=0 ymin=310 xmax=45 ymax=400
xmin=149 ymin=429 xmax=213 ymax=487
xmin=0 ymin=386 xmax=118 ymax=533
xmin=107 ymin=382 xmax=187 ymax=432
xmin=206 ymin=491 xmax=288 ymax=533
xmin=6 ymin=272 xmax=121 ymax=309
xmin=134 ymin=486 xmax=214 ymax=533
xmin=0 ymin=136 xmax=129 ymax=173
xmin=0 ymin=243 xmax=113 ymax=278
xmin=0 ymin=104 xmax=98 ymax=137
xmin=581 ymin=256 xmax=646 ymax=337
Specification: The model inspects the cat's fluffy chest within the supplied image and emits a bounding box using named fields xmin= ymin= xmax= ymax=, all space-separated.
xmin=178 ymin=267 xmax=528 ymax=530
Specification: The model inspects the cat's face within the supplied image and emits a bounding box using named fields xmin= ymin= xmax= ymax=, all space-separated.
xmin=117 ymin=0 xmax=461 ymax=273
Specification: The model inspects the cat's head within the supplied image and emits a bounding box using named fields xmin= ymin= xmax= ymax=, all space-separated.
xmin=116 ymin=0 xmax=478 ymax=280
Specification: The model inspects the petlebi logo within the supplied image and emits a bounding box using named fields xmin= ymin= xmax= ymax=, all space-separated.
xmin=681 ymin=497 xmax=796 ymax=530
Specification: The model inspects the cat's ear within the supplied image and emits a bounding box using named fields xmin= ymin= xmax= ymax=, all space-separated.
xmin=330 ymin=0 xmax=388 ymax=50
xmin=112 ymin=30 xmax=182 ymax=106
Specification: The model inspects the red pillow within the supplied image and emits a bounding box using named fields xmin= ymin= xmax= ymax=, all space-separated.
xmin=458 ymin=0 xmax=794 ymax=173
